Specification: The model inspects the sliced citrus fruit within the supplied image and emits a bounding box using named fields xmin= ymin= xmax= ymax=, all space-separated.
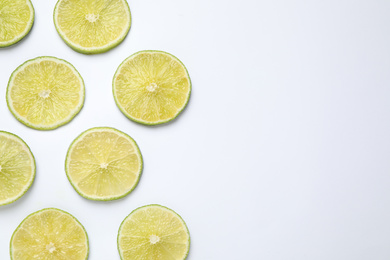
xmin=7 ymin=56 xmax=85 ymax=130
xmin=0 ymin=131 xmax=35 ymax=206
xmin=65 ymin=127 xmax=143 ymax=201
xmin=118 ymin=204 xmax=191 ymax=260
xmin=10 ymin=208 xmax=89 ymax=260
xmin=113 ymin=50 xmax=192 ymax=125
xmin=54 ymin=0 xmax=131 ymax=54
xmin=0 ymin=0 xmax=34 ymax=47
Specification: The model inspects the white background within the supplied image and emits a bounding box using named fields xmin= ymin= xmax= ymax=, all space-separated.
xmin=1 ymin=0 xmax=390 ymax=259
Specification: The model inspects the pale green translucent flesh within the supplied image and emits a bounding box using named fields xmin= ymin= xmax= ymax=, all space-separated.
xmin=114 ymin=52 xmax=191 ymax=123
xmin=56 ymin=0 xmax=129 ymax=48
xmin=0 ymin=0 xmax=32 ymax=43
xmin=68 ymin=130 xmax=141 ymax=199
xmin=119 ymin=206 xmax=189 ymax=260
xmin=0 ymin=134 xmax=33 ymax=204
xmin=12 ymin=209 xmax=88 ymax=259
xmin=9 ymin=59 xmax=83 ymax=127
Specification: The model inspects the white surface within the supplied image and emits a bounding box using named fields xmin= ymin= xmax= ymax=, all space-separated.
xmin=1 ymin=0 xmax=390 ymax=259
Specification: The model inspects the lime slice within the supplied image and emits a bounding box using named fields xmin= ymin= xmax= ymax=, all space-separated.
xmin=10 ymin=208 xmax=89 ymax=260
xmin=0 ymin=131 xmax=35 ymax=206
xmin=0 ymin=0 xmax=34 ymax=47
xmin=7 ymin=56 xmax=85 ymax=130
xmin=113 ymin=50 xmax=192 ymax=125
xmin=118 ymin=204 xmax=190 ymax=260
xmin=65 ymin=127 xmax=143 ymax=201
xmin=54 ymin=0 xmax=131 ymax=54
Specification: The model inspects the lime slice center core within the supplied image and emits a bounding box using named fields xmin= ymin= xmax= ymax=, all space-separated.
xmin=85 ymin=13 xmax=99 ymax=23
xmin=100 ymin=163 xmax=108 ymax=169
xmin=146 ymin=83 xmax=158 ymax=92
xmin=149 ymin=234 xmax=160 ymax=244
xmin=39 ymin=89 xmax=51 ymax=99
xmin=46 ymin=242 xmax=56 ymax=253
xmin=0 ymin=165 xmax=2 ymax=171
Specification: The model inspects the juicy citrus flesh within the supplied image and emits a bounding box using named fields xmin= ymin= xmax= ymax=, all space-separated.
xmin=54 ymin=0 xmax=131 ymax=53
xmin=0 ymin=0 xmax=34 ymax=47
xmin=113 ymin=51 xmax=191 ymax=125
xmin=66 ymin=127 xmax=142 ymax=201
xmin=0 ymin=132 xmax=35 ymax=206
xmin=11 ymin=208 xmax=88 ymax=260
xmin=118 ymin=205 xmax=190 ymax=260
xmin=7 ymin=57 xmax=85 ymax=130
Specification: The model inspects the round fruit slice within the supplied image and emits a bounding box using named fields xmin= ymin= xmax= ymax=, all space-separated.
xmin=0 ymin=131 xmax=35 ymax=206
xmin=118 ymin=204 xmax=191 ymax=260
xmin=65 ymin=127 xmax=143 ymax=201
xmin=10 ymin=208 xmax=89 ymax=260
xmin=0 ymin=0 xmax=34 ymax=47
xmin=113 ymin=50 xmax=192 ymax=125
xmin=7 ymin=56 xmax=85 ymax=130
xmin=54 ymin=0 xmax=131 ymax=54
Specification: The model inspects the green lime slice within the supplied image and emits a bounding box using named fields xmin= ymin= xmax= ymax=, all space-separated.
xmin=118 ymin=204 xmax=191 ymax=260
xmin=54 ymin=0 xmax=131 ymax=54
xmin=113 ymin=50 xmax=192 ymax=125
xmin=0 ymin=131 xmax=35 ymax=206
xmin=0 ymin=0 xmax=34 ymax=47
xmin=10 ymin=208 xmax=89 ymax=260
xmin=7 ymin=56 xmax=85 ymax=130
xmin=65 ymin=127 xmax=143 ymax=201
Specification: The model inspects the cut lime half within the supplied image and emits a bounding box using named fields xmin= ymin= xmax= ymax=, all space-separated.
xmin=54 ymin=0 xmax=131 ymax=54
xmin=0 ymin=131 xmax=35 ymax=206
xmin=118 ymin=204 xmax=190 ymax=260
xmin=0 ymin=0 xmax=34 ymax=47
xmin=7 ymin=56 xmax=85 ymax=130
xmin=113 ymin=50 xmax=192 ymax=125
xmin=10 ymin=208 xmax=89 ymax=260
xmin=65 ymin=127 xmax=143 ymax=201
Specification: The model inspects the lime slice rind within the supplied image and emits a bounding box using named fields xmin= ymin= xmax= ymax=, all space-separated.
xmin=53 ymin=0 xmax=132 ymax=54
xmin=0 ymin=0 xmax=35 ymax=48
xmin=113 ymin=50 xmax=192 ymax=126
xmin=0 ymin=131 xmax=35 ymax=206
xmin=65 ymin=127 xmax=143 ymax=201
xmin=118 ymin=204 xmax=191 ymax=260
xmin=10 ymin=208 xmax=89 ymax=260
xmin=6 ymin=56 xmax=85 ymax=130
